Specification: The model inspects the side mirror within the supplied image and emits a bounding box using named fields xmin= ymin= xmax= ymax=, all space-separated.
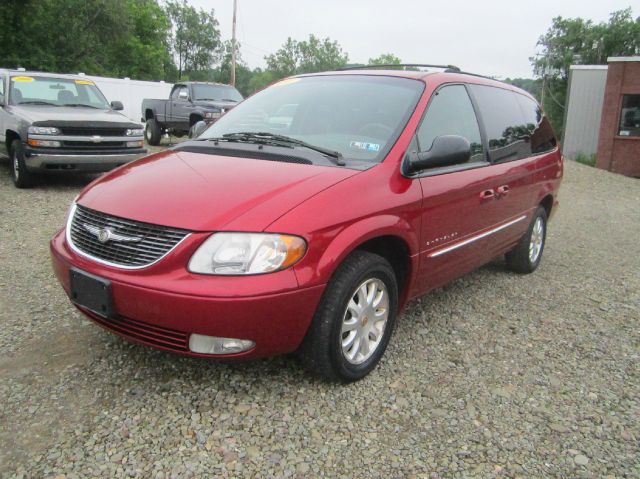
xmin=191 ymin=120 xmax=208 ymax=138
xmin=178 ymin=90 xmax=189 ymax=101
xmin=111 ymin=100 xmax=124 ymax=111
xmin=406 ymin=135 xmax=471 ymax=173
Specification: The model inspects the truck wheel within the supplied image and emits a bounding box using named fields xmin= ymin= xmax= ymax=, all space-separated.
xmin=506 ymin=206 xmax=547 ymax=274
xmin=10 ymin=139 xmax=34 ymax=188
xmin=298 ymin=251 xmax=398 ymax=382
xmin=145 ymin=119 xmax=162 ymax=146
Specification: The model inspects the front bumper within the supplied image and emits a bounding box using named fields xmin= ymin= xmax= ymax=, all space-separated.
xmin=50 ymin=229 xmax=325 ymax=359
xmin=24 ymin=147 xmax=147 ymax=172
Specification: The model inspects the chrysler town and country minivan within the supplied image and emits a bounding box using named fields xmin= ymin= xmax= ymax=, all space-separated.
xmin=50 ymin=66 xmax=562 ymax=381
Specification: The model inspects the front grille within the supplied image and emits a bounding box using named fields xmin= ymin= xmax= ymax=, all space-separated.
xmin=62 ymin=141 xmax=126 ymax=149
xmin=84 ymin=310 xmax=190 ymax=352
xmin=69 ymin=204 xmax=190 ymax=268
xmin=60 ymin=127 xmax=128 ymax=136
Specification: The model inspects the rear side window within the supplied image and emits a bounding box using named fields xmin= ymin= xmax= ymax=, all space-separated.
xmin=470 ymin=85 xmax=536 ymax=162
xmin=416 ymin=84 xmax=484 ymax=163
xmin=514 ymin=94 xmax=557 ymax=154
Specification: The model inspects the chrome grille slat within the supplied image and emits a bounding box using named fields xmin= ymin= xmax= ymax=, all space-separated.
xmin=69 ymin=204 xmax=190 ymax=268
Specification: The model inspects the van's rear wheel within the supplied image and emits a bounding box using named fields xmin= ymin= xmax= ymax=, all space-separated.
xmin=10 ymin=139 xmax=34 ymax=188
xmin=145 ymin=118 xmax=162 ymax=146
xmin=298 ymin=251 xmax=398 ymax=382
xmin=506 ymin=206 xmax=547 ymax=274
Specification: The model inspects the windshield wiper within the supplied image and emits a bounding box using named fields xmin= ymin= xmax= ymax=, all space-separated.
xmin=220 ymin=98 xmax=238 ymax=102
xmin=17 ymin=100 xmax=58 ymax=106
xmin=62 ymin=103 xmax=100 ymax=109
xmin=214 ymin=132 xmax=345 ymax=166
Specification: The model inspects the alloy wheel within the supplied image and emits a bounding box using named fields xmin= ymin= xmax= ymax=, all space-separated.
xmin=529 ymin=216 xmax=544 ymax=263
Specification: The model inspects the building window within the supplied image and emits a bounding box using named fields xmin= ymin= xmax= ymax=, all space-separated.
xmin=619 ymin=94 xmax=640 ymax=137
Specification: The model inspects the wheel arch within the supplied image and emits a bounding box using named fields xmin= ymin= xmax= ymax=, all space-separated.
xmin=144 ymin=109 xmax=155 ymax=121
xmin=5 ymin=129 xmax=21 ymax=151
xmin=308 ymin=215 xmax=419 ymax=311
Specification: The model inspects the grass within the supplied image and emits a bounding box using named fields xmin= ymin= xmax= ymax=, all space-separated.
xmin=574 ymin=153 xmax=597 ymax=167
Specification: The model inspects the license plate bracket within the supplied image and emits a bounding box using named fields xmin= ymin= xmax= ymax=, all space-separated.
xmin=69 ymin=268 xmax=113 ymax=318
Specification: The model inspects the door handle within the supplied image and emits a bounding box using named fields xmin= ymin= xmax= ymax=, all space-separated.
xmin=496 ymin=185 xmax=510 ymax=198
xmin=479 ymin=189 xmax=495 ymax=202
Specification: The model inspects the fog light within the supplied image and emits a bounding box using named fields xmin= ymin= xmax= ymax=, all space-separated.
xmin=28 ymin=139 xmax=61 ymax=147
xmin=126 ymin=140 xmax=143 ymax=148
xmin=189 ymin=334 xmax=255 ymax=354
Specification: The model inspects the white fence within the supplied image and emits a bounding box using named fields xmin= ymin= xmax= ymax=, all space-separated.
xmin=82 ymin=74 xmax=173 ymax=124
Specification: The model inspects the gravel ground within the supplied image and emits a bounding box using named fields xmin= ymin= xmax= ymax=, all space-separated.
xmin=0 ymin=156 xmax=638 ymax=478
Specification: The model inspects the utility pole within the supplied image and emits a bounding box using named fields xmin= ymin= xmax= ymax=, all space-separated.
xmin=231 ymin=0 xmax=237 ymax=87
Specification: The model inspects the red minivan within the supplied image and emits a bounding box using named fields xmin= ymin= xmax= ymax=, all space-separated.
xmin=50 ymin=66 xmax=562 ymax=381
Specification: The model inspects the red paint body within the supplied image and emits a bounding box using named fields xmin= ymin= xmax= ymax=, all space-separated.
xmin=50 ymin=71 xmax=563 ymax=358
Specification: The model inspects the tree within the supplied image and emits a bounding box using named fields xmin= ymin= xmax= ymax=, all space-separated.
xmin=532 ymin=8 xmax=640 ymax=137
xmin=265 ymin=35 xmax=348 ymax=79
xmin=0 ymin=0 xmax=172 ymax=81
xmin=368 ymin=53 xmax=402 ymax=65
xmin=165 ymin=0 xmax=222 ymax=79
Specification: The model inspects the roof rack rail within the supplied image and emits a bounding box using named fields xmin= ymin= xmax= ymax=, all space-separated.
xmin=336 ymin=63 xmax=461 ymax=72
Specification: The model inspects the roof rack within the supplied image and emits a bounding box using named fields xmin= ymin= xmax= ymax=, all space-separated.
xmin=336 ymin=63 xmax=461 ymax=72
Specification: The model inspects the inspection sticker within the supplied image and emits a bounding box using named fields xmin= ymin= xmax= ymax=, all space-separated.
xmin=75 ymin=79 xmax=95 ymax=85
xmin=350 ymin=141 xmax=380 ymax=152
xmin=11 ymin=76 xmax=34 ymax=82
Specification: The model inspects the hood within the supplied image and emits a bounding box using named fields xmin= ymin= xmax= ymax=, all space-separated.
xmin=77 ymin=149 xmax=358 ymax=232
xmin=8 ymin=105 xmax=140 ymax=127
xmin=192 ymin=100 xmax=239 ymax=110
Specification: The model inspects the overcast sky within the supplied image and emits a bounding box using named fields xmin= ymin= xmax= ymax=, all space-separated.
xmin=189 ymin=0 xmax=636 ymax=78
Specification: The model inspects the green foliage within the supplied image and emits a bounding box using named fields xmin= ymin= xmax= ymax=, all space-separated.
xmin=368 ymin=53 xmax=402 ymax=65
xmin=165 ymin=0 xmax=222 ymax=80
xmin=265 ymin=35 xmax=349 ymax=79
xmin=503 ymin=78 xmax=542 ymax=100
xmin=574 ymin=153 xmax=597 ymax=167
xmin=0 ymin=0 xmax=171 ymax=80
xmin=532 ymin=8 xmax=639 ymax=138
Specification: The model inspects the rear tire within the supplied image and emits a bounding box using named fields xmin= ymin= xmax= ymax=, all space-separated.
xmin=506 ymin=206 xmax=547 ymax=274
xmin=145 ymin=118 xmax=162 ymax=146
xmin=298 ymin=251 xmax=398 ymax=382
xmin=10 ymin=139 xmax=34 ymax=188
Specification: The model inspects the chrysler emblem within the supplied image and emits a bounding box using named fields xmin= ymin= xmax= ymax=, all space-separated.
xmin=90 ymin=135 xmax=103 ymax=143
xmin=83 ymin=224 xmax=142 ymax=243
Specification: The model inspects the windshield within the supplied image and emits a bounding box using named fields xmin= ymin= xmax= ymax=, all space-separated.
xmin=200 ymin=75 xmax=424 ymax=163
xmin=192 ymin=84 xmax=243 ymax=102
xmin=9 ymin=75 xmax=110 ymax=108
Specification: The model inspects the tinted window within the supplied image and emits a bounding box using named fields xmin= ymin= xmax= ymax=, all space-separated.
xmin=470 ymin=85 xmax=531 ymax=162
xmin=619 ymin=94 xmax=640 ymax=137
xmin=514 ymin=94 xmax=557 ymax=154
xmin=416 ymin=84 xmax=484 ymax=163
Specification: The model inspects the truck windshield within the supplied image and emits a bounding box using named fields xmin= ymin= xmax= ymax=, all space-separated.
xmin=192 ymin=84 xmax=243 ymax=102
xmin=9 ymin=76 xmax=111 ymax=109
xmin=199 ymin=75 xmax=424 ymax=163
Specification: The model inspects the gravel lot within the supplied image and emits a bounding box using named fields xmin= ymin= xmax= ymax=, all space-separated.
xmin=0 ymin=155 xmax=638 ymax=478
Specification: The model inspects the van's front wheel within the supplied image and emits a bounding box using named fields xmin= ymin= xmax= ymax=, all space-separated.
xmin=298 ymin=251 xmax=398 ymax=382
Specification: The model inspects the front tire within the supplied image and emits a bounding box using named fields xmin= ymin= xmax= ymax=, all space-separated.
xmin=298 ymin=251 xmax=398 ymax=382
xmin=145 ymin=118 xmax=162 ymax=146
xmin=506 ymin=206 xmax=547 ymax=274
xmin=10 ymin=139 xmax=34 ymax=188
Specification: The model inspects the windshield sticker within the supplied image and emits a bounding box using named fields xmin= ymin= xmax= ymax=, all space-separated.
xmin=350 ymin=141 xmax=380 ymax=152
xmin=273 ymin=78 xmax=300 ymax=87
xmin=11 ymin=76 xmax=34 ymax=82
xmin=75 ymin=79 xmax=95 ymax=85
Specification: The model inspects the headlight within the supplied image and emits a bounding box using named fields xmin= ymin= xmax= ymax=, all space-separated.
xmin=126 ymin=128 xmax=144 ymax=136
xmin=27 ymin=139 xmax=61 ymax=147
xmin=28 ymin=126 xmax=60 ymax=135
xmin=203 ymin=111 xmax=221 ymax=119
xmin=188 ymin=232 xmax=306 ymax=275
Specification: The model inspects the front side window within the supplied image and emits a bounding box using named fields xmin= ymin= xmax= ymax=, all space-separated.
xmin=9 ymin=76 xmax=110 ymax=108
xmin=200 ymin=75 xmax=424 ymax=164
xmin=619 ymin=94 xmax=640 ymax=137
xmin=416 ymin=84 xmax=484 ymax=163
xmin=470 ymin=85 xmax=532 ymax=163
xmin=171 ymin=86 xmax=188 ymax=101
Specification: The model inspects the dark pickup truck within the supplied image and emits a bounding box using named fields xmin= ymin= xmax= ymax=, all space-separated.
xmin=0 ymin=69 xmax=146 ymax=188
xmin=141 ymin=82 xmax=243 ymax=145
